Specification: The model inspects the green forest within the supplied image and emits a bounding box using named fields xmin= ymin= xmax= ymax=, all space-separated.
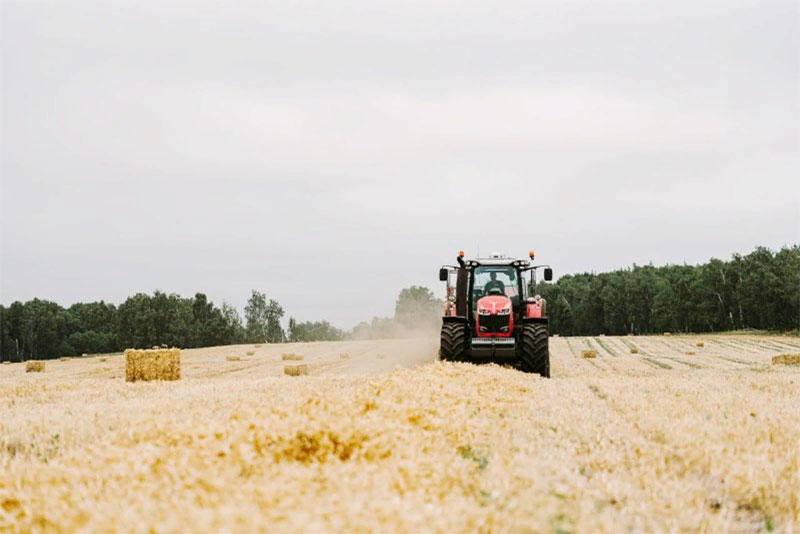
xmin=1 ymin=245 xmax=797 ymax=361
xmin=536 ymin=245 xmax=799 ymax=336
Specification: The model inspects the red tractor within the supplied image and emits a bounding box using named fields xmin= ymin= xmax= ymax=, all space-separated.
xmin=438 ymin=251 xmax=553 ymax=377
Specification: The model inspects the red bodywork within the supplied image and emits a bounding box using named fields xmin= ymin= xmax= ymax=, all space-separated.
xmin=475 ymin=296 xmax=513 ymax=337
xmin=526 ymin=300 xmax=543 ymax=318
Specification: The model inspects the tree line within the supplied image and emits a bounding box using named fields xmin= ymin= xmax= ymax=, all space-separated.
xmin=536 ymin=245 xmax=799 ymax=336
xmin=0 ymin=287 xmax=442 ymax=362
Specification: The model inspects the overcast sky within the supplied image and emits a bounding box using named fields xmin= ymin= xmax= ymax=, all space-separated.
xmin=1 ymin=0 xmax=798 ymax=328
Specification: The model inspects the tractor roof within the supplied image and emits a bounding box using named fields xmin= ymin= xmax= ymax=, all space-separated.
xmin=468 ymin=256 xmax=529 ymax=267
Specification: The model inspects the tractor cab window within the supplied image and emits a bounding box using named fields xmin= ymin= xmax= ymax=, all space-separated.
xmin=472 ymin=266 xmax=519 ymax=308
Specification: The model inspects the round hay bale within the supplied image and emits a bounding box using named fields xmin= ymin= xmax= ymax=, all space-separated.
xmin=663 ymin=332 xmax=672 ymax=337
xmin=246 ymin=351 xmax=255 ymax=356
xmin=281 ymin=353 xmax=303 ymax=361
xmin=226 ymin=356 xmax=242 ymax=362
xmin=685 ymin=351 xmax=696 ymax=356
xmin=581 ymin=349 xmax=597 ymax=359
xmin=99 ymin=357 xmax=108 ymax=362
xmin=630 ymin=348 xmax=639 ymax=354
xmin=696 ymin=342 xmax=705 ymax=348
xmin=2 ymin=361 xmax=11 ymax=365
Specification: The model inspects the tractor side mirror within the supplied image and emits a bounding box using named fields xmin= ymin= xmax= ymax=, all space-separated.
xmin=439 ymin=268 xmax=449 ymax=281
xmin=544 ymin=268 xmax=553 ymax=281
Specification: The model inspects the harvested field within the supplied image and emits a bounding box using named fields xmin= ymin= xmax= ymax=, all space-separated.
xmin=1 ymin=334 xmax=798 ymax=533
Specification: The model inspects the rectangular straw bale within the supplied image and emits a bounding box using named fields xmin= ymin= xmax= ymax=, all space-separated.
xmin=281 ymin=353 xmax=303 ymax=361
xmin=630 ymin=348 xmax=639 ymax=354
xmin=581 ymin=349 xmax=597 ymax=359
xmin=696 ymin=342 xmax=705 ymax=348
xmin=284 ymin=364 xmax=308 ymax=376
xmin=125 ymin=348 xmax=180 ymax=382
xmin=772 ymin=353 xmax=800 ymax=366
xmin=226 ymin=356 xmax=241 ymax=361
xmin=26 ymin=361 xmax=45 ymax=373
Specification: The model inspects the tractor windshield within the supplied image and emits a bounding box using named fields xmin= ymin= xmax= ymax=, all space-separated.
xmin=472 ymin=265 xmax=518 ymax=306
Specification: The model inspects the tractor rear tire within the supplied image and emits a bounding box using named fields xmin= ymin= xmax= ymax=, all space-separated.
xmin=520 ymin=323 xmax=550 ymax=377
xmin=440 ymin=322 xmax=467 ymax=362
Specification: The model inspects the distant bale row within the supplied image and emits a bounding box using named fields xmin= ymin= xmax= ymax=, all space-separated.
xmin=26 ymin=361 xmax=45 ymax=373
xmin=282 ymin=353 xmax=304 ymax=361
xmin=772 ymin=354 xmax=800 ymax=366
xmin=125 ymin=348 xmax=180 ymax=383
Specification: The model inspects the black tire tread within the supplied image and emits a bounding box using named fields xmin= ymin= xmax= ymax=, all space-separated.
xmin=520 ymin=323 xmax=550 ymax=377
xmin=440 ymin=322 xmax=467 ymax=362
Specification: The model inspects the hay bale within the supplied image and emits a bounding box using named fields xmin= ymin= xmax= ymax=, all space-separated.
xmin=772 ymin=354 xmax=800 ymax=366
xmin=99 ymin=357 xmax=107 ymax=362
xmin=663 ymin=332 xmax=672 ymax=337
xmin=226 ymin=356 xmax=241 ymax=361
xmin=581 ymin=350 xmax=597 ymax=359
xmin=26 ymin=361 xmax=44 ymax=373
xmin=254 ymin=344 xmax=263 ymax=348
xmin=696 ymin=342 xmax=704 ymax=348
xmin=630 ymin=348 xmax=639 ymax=354
xmin=246 ymin=351 xmax=255 ymax=356
xmin=284 ymin=364 xmax=308 ymax=376
xmin=281 ymin=353 xmax=303 ymax=361
xmin=82 ymin=353 xmax=88 ymax=357
xmin=2 ymin=361 xmax=10 ymax=365
xmin=125 ymin=348 xmax=180 ymax=383
xmin=59 ymin=357 xmax=70 ymax=361
xmin=340 ymin=353 xmax=350 ymax=359
xmin=685 ymin=351 xmax=696 ymax=356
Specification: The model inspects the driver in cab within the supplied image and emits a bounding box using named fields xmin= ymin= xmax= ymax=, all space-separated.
xmin=484 ymin=273 xmax=505 ymax=295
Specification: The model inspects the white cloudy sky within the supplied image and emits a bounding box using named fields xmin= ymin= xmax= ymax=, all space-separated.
xmin=1 ymin=0 xmax=798 ymax=328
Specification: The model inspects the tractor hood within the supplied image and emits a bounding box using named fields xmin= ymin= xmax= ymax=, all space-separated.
xmin=476 ymin=295 xmax=512 ymax=315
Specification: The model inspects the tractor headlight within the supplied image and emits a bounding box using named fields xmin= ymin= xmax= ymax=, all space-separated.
xmin=478 ymin=308 xmax=491 ymax=315
xmin=498 ymin=308 xmax=511 ymax=316
xmin=448 ymin=295 xmax=455 ymax=302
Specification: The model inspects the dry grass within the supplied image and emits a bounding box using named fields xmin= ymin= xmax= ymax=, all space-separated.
xmin=772 ymin=353 xmax=800 ymax=366
xmin=2 ymin=335 xmax=798 ymax=533
xmin=581 ymin=349 xmax=597 ymax=359
xmin=696 ymin=342 xmax=705 ymax=348
xmin=340 ymin=353 xmax=350 ymax=359
xmin=283 ymin=364 xmax=308 ymax=376
xmin=125 ymin=348 xmax=180 ymax=382
xmin=281 ymin=353 xmax=304 ymax=361
xmin=225 ymin=356 xmax=241 ymax=362
xmin=25 ymin=361 xmax=44 ymax=373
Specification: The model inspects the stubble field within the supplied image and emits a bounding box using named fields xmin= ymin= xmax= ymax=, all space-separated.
xmin=1 ymin=334 xmax=799 ymax=533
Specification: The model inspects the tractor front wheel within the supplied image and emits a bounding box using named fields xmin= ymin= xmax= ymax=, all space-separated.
xmin=520 ymin=323 xmax=550 ymax=377
xmin=440 ymin=322 xmax=467 ymax=362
